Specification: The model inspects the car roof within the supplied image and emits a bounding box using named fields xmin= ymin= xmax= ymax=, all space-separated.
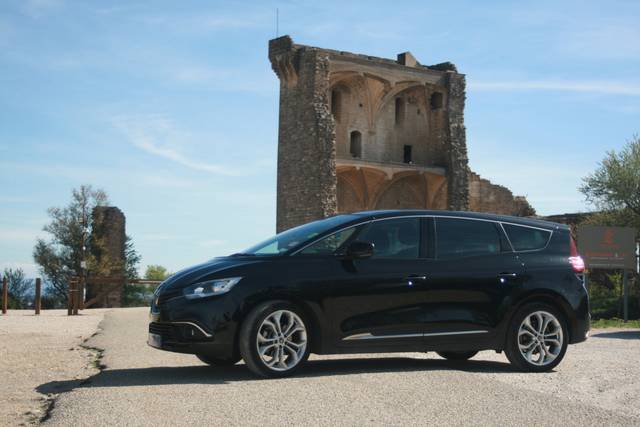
xmin=350 ymin=210 xmax=568 ymax=230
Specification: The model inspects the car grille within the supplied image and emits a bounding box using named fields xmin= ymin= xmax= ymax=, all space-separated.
xmin=149 ymin=322 xmax=178 ymax=341
xmin=149 ymin=322 xmax=210 ymax=341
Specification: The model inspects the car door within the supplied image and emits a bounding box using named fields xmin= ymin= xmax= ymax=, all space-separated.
xmin=420 ymin=217 xmax=523 ymax=346
xmin=298 ymin=217 xmax=429 ymax=350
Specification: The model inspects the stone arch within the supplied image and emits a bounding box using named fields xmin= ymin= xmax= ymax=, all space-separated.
xmin=374 ymin=173 xmax=427 ymax=209
xmin=337 ymin=173 xmax=366 ymax=212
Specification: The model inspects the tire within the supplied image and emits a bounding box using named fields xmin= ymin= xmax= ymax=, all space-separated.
xmin=239 ymin=301 xmax=311 ymax=378
xmin=436 ymin=350 xmax=478 ymax=361
xmin=504 ymin=302 xmax=568 ymax=372
xmin=196 ymin=354 xmax=241 ymax=366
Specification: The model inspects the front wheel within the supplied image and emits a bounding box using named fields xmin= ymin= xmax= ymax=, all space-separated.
xmin=505 ymin=303 xmax=568 ymax=372
xmin=239 ymin=301 xmax=311 ymax=378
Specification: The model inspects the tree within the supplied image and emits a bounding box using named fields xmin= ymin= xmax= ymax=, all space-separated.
xmin=2 ymin=268 xmax=33 ymax=309
xmin=580 ymin=135 xmax=640 ymax=227
xmin=580 ymin=136 xmax=640 ymax=320
xmin=33 ymin=185 xmax=140 ymax=305
xmin=144 ymin=265 xmax=171 ymax=281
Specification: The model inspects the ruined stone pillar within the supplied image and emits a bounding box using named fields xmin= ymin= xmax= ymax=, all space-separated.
xmin=88 ymin=206 xmax=126 ymax=307
xmin=444 ymin=72 xmax=470 ymax=211
xmin=269 ymin=36 xmax=338 ymax=232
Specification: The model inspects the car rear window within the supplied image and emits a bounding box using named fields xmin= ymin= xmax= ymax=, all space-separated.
xmin=502 ymin=224 xmax=551 ymax=251
xmin=436 ymin=218 xmax=501 ymax=259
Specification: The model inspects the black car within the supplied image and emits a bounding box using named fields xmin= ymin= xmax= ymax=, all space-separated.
xmin=148 ymin=210 xmax=589 ymax=377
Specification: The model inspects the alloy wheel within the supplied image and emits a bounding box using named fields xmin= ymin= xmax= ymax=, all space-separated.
xmin=517 ymin=310 xmax=563 ymax=366
xmin=256 ymin=309 xmax=308 ymax=372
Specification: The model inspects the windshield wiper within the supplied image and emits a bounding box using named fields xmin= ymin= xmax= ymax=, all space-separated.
xmin=230 ymin=252 xmax=256 ymax=257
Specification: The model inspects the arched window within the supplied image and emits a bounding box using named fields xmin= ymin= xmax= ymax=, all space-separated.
xmin=395 ymin=97 xmax=405 ymax=125
xmin=350 ymin=131 xmax=362 ymax=158
xmin=331 ymin=89 xmax=342 ymax=121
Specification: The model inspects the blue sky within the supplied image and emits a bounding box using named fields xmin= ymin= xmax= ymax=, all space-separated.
xmin=1 ymin=0 xmax=639 ymax=277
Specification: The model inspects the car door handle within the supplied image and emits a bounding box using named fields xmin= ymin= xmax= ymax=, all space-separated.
xmin=498 ymin=272 xmax=518 ymax=278
xmin=498 ymin=272 xmax=518 ymax=283
xmin=406 ymin=275 xmax=427 ymax=286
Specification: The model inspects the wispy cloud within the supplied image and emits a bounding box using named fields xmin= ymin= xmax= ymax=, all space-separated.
xmin=469 ymin=79 xmax=640 ymax=96
xmin=113 ymin=115 xmax=245 ymax=176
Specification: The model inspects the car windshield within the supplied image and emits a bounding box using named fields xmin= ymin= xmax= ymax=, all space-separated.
xmin=239 ymin=214 xmax=360 ymax=255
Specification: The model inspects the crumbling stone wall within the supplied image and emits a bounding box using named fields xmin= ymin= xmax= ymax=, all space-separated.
xmin=269 ymin=37 xmax=338 ymax=232
xmin=468 ymin=172 xmax=535 ymax=216
xmin=88 ymin=206 xmax=126 ymax=307
xmin=269 ymin=36 xmax=532 ymax=231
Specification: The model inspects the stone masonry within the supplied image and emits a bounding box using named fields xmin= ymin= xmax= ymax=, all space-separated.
xmin=269 ymin=36 xmax=532 ymax=232
xmin=88 ymin=206 xmax=126 ymax=307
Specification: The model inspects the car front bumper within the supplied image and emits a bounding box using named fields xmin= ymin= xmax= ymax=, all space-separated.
xmin=147 ymin=292 xmax=239 ymax=359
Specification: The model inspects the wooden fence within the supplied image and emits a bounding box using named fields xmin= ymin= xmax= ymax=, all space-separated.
xmin=1 ymin=276 xmax=162 ymax=316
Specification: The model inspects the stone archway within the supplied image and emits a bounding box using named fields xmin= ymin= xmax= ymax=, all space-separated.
xmin=373 ymin=173 xmax=426 ymax=209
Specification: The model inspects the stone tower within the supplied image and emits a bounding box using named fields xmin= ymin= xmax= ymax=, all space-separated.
xmin=269 ymin=36 xmax=533 ymax=232
xmin=88 ymin=206 xmax=126 ymax=307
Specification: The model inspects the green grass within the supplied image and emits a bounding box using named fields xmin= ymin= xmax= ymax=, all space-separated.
xmin=591 ymin=318 xmax=640 ymax=329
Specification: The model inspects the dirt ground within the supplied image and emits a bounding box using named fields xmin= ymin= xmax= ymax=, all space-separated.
xmin=0 ymin=309 xmax=108 ymax=426
xmin=3 ymin=308 xmax=640 ymax=426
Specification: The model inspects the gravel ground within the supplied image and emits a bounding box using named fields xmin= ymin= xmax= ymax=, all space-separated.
xmin=0 ymin=309 xmax=108 ymax=426
xmin=42 ymin=307 xmax=640 ymax=426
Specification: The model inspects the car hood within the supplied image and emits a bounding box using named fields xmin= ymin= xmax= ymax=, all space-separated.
xmin=160 ymin=256 xmax=261 ymax=290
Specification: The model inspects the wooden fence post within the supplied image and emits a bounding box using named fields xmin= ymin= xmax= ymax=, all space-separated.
xmin=2 ymin=276 xmax=7 ymax=314
xmin=67 ymin=278 xmax=74 ymax=316
xmin=73 ymin=278 xmax=79 ymax=316
xmin=35 ymin=278 xmax=41 ymax=315
xmin=79 ymin=276 xmax=85 ymax=310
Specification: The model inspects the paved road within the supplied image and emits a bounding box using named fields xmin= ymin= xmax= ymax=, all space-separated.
xmin=45 ymin=308 xmax=640 ymax=426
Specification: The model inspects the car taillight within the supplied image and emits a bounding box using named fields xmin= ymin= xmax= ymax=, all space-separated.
xmin=569 ymin=236 xmax=585 ymax=273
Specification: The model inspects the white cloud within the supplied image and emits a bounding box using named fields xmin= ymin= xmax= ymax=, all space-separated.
xmin=469 ymin=79 xmax=640 ymax=96
xmin=113 ymin=116 xmax=245 ymax=176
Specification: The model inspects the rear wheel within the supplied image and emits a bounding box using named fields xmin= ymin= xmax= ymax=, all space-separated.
xmin=196 ymin=354 xmax=240 ymax=366
xmin=505 ymin=303 xmax=568 ymax=372
xmin=239 ymin=301 xmax=310 ymax=378
xmin=436 ymin=350 xmax=478 ymax=361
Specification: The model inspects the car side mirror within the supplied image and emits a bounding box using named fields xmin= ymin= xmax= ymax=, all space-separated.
xmin=344 ymin=241 xmax=374 ymax=259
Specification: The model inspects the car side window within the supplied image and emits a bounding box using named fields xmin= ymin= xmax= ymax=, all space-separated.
xmin=502 ymin=224 xmax=551 ymax=251
xmin=436 ymin=218 xmax=501 ymax=259
xmin=299 ymin=227 xmax=357 ymax=255
xmin=357 ymin=218 xmax=420 ymax=259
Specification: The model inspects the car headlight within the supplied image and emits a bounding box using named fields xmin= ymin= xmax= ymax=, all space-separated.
xmin=182 ymin=277 xmax=242 ymax=300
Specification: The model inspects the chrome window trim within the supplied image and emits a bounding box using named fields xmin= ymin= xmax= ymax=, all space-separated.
xmin=499 ymin=222 xmax=516 ymax=252
xmin=342 ymin=330 xmax=489 ymax=341
xmin=291 ymin=214 xmax=556 ymax=256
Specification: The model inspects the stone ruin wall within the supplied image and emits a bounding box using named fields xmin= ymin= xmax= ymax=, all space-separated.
xmin=88 ymin=206 xmax=126 ymax=308
xmin=269 ymin=36 xmax=533 ymax=231
xmin=468 ymin=172 xmax=535 ymax=217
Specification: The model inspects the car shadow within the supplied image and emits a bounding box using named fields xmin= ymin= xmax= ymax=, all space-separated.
xmin=591 ymin=330 xmax=640 ymax=340
xmin=37 ymin=356 xmax=515 ymax=394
